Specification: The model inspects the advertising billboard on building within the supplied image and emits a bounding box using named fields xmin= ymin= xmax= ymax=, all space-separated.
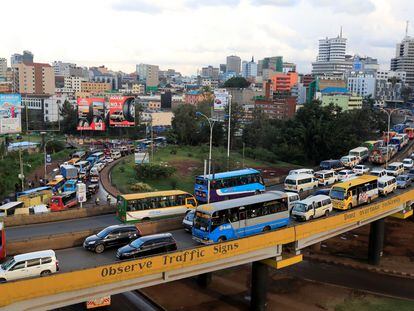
xmin=77 ymin=98 xmax=106 ymax=131
xmin=109 ymin=96 xmax=135 ymax=127
xmin=0 ymin=94 xmax=22 ymax=134
xmin=213 ymin=89 xmax=229 ymax=111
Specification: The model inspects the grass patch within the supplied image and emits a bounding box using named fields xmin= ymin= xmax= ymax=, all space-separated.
xmin=111 ymin=145 xmax=297 ymax=194
xmin=334 ymin=296 xmax=414 ymax=311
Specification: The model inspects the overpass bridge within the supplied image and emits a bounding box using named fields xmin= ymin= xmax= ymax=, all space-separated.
xmin=0 ymin=189 xmax=413 ymax=310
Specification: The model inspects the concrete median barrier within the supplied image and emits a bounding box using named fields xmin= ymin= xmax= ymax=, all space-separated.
xmin=4 ymin=205 xmax=115 ymax=227
xmin=135 ymin=216 xmax=183 ymax=236
xmin=6 ymin=229 xmax=97 ymax=256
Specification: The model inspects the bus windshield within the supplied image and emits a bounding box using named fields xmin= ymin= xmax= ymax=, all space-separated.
xmin=293 ymin=203 xmax=308 ymax=212
xmin=330 ymin=188 xmax=346 ymax=200
xmin=193 ymin=211 xmax=210 ymax=231
xmin=195 ymin=178 xmax=207 ymax=186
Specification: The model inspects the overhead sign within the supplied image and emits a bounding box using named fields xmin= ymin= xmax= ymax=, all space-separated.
xmin=134 ymin=152 xmax=149 ymax=165
xmin=76 ymin=182 xmax=87 ymax=203
xmin=213 ymin=89 xmax=229 ymax=111
xmin=77 ymin=98 xmax=106 ymax=131
xmin=0 ymin=94 xmax=22 ymax=134
xmin=109 ymin=96 xmax=135 ymax=127
xmin=46 ymin=154 xmax=52 ymax=164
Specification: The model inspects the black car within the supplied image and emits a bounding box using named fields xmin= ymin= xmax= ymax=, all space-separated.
xmin=116 ymin=233 xmax=177 ymax=260
xmin=83 ymin=225 xmax=140 ymax=254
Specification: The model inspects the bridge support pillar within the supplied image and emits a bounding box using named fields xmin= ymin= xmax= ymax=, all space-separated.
xmin=250 ymin=261 xmax=268 ymax=311
xmin=196 ymin=272 xmax=212 ymax=288
xmin=368 ymin=218 xmax=385 ymax=265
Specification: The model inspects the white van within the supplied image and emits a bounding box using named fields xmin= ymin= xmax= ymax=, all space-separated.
xmin=378 ymin=176 xmax=397 ymax=196
xmin=111 ymin=150 xmax=121 ymax=160
xmin=286 ymin=192 xmax=300 ymax=210
xmin=349 ymin=147 xmax=369 ymax=162
xmin=284 ymin=174 xmax=319 ymax=193
xmin=288 ymin=168 xmax=314 ymax=176
xmin=0 ymin=250 xmax=59 ymax=282
xmin=314 ymin=170 xmax=337 ymax=186
xmin=385 ymin=162 xmax=404 ymax=177
xmin=291 ymin=195 xmax=333 ymax=221
xmin=340 ymin=155 xmax=359 ymax=168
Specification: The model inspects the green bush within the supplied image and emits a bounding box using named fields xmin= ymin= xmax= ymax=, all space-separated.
xmin=130 ymin=182 xmax=154 ymax=192
xmin=135 ymin=163 xmax=176 ymax=179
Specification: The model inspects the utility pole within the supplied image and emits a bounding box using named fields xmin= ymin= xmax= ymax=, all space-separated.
xmin=227 ymin=94 xmax=232 ymax=171
xmin=19 ymin=147 xmax=24 ymax=191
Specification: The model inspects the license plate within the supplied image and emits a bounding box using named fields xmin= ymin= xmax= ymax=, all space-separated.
xmin=200 ymin=226 xmax=206 ymax=231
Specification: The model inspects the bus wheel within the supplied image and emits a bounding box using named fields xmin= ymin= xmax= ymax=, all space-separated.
xmin=367 ymin=198 xmax=371 ymax=205
xmin=299 ymin=189 xmax=303 ymax=193
xmin=217 ymin=236 xmax=226 ymax=242
xmin=348 ymin=204 xmax=353 ymax=210
xmin=263 ymin=226 xmax=271 ymax=232
xmin=142 ymin=217 xmax=151 ymax=222
xmin=255 ymin=190 xmax=260 ymax=195
xmin=325 ymin=210 xmax=329 ymax=217
xmin=0 ymin=278 xmax=6 ymax=283
xmin=95 ymin=244 xmax=105 ymax=254
xmin=309 ymin=215 xmax=313 ymax=221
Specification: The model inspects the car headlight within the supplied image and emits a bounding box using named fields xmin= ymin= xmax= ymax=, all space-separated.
xmin=88 ymin=241 xmax=96 ymax=245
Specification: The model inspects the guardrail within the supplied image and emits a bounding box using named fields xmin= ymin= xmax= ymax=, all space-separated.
xmin=0 ymin=189 xmax=411 ymax=309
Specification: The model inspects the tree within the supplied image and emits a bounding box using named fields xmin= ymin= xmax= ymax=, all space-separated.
xmin=224 ymin=101 xmax=244 ymax=149
xmin=59 ymin=100 xmax=77 ymax=135
xmin=223 ymin=77 xmax=250 ymax=88
xmin=170 ymin=104 xmax=200 ymax=145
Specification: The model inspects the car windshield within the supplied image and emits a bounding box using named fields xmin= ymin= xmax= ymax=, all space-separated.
xmin=403 ymin=160 xmax=411 ymax=164
xmin=185 ymin=211 xmax=195 ymax=221
xmin=330 ymin=188 xmax=346 ymax=200
xmin=355 ymin=166 xmax=363 ymax=170
xmin=1 ymin=258 xmax=15 ymax=270
xmin=293 ymin=203 xmax=308 ymax=212
xmin=339 ymin=171 xmax=348 ymax=176
xmin=397 ymin=176 xmax=406 ymax=181
xmin=130 ymin=239 xmax=144 ymax=249
xmin=96 ymin=227 xmax=114 ymax=238
xmin=315 ymin=173 xmax=323 ymax=179
xmin=387 ymin=166 xmax=397 ymax=171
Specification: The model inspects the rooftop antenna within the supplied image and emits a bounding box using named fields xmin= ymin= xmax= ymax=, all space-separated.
xmin=406 ymin=20 xmax=409 ymax=37
xmin=340 ymin=26 xmax=343 ymax=38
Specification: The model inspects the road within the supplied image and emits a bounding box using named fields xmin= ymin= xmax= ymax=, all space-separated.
xmin=55 ymin=229 xmax=197 ymax=272
xmin=284 ymin=260 xmax=414 ymax=300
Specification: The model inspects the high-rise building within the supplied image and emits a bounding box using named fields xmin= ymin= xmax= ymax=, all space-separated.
xmin=220 ymin=64 xmax=227 ymax=73
xmin=260 ymin=56 xmax=283 ymax=73
xmin=241 ymin=57 xmax=258 ymax=79
xmin=347 ymin=74 xmax=376 ymax=97
xmin=270 ymin=72 xmax=298 ymax=92
xmin=13 ymin=62 xmax=55 ymax=95
xmin=201 ymin=65 xmax=219 ymax=80
xmin=136 ymin=64 xmax=159 ymax=87
xmin=391 ymin=35 xmax=414 ymax=88
xmin=53 ymin=61 xmax=77 ymax=77
xmin=226 ymin=55 xmax=241 ymax=74
xmin=312 ymin=30 xmax=352 ymax=78
xmin=11 ymin=50 xmax=34 ymax=65
xmin=0 ymin=58 xmax=7 ymax=79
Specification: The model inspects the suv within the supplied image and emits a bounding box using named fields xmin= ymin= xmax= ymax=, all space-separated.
xmin=116 ymin=233 xmax=177 ymax=260
xmin=370 ymin=168 xmax=386 ymax=178
xmin=0 ymin=250 xmax=59 ymax=282
xmin=83 ymin=225 xmax=140 ymax=254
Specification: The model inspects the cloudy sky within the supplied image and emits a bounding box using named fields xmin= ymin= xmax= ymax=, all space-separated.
xmin=1 ymin=0 xmax=413 ymax=75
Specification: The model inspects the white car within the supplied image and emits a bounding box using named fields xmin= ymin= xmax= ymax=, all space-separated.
xmin=94 ymin=162 xmax=105 ymax=171
xmin=410 ymin=152 xmax=414 ymax=159
xmin=0 ymin=250 xmax=59 ymax=282
xmin=337 ymin=170 xmax=356 ymax=181
xmin=104 ymin=156 xmax=114 ymax=163
xmin=403 ymin=158 xmax=413 ymax=169
xmin=370 ymin=168 xmax=387 ymax=178
xmin=353 ymin=165 xmax=370 ymax=175
xmin=340 ymin=155 xmax=359 ymax=168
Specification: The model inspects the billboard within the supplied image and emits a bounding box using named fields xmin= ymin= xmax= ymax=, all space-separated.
xmin=109 ymin=96 xmax=135 ymax=127
xmin=77 ymin=98 xmax=106 ymax=131
xmin=213 ymin=89 xmax=229 ymax=111
xmin=0 ymin=94 xmax=22 ymax=134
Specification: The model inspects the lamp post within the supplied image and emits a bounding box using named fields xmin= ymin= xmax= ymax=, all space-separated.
xmin=381 ymin=108 xmax=398 ymax=168
xmin=196 ymin=111 xmax=215 ymax=204
xmin=44 ymin=138 xmax=66 ymax=180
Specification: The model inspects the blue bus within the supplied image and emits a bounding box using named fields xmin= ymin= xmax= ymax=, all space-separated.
xmin=194 ymin=168 xmax=265 ymax=203
xmin=86 ymin=152 xmax=105 ymax=166
xmin=63 ymin=180 xmax=78 ymax=192
xmin=192 ymin=191 xmax=289 ymax=244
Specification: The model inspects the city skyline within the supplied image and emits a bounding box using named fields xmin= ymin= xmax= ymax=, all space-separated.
xmin=1 ymin=0 xmax=413 ymax=75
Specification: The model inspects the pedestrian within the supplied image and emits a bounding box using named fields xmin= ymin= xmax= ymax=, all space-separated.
xmin=106 ymin=194 xmax=111 ymax=206
xmin=95 ymin=197 xmax=100 ymax=205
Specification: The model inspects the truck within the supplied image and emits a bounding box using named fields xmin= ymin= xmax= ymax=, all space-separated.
xmin=60 ymin=165 xmax=78 ymax=180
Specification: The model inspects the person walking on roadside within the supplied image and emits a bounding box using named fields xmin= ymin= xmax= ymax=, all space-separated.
xmin=95 ymin=197 xmax=100 ymax=206
xmin=106 ymin=194 xmax=111 ymax=206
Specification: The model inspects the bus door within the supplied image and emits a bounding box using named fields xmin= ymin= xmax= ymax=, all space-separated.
xmin=238 ymin=206 xmax=247 ymax=237
xmin=349 ymin=188 xmax=357 ymax=208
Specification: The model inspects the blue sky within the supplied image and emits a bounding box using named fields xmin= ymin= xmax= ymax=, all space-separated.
xmin=1 ymin=0 xmax=413 ymax=75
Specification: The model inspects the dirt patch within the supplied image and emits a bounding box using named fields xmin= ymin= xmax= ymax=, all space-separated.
xmin=254 ymin=166 xmax=291 ymax=179
xmin=169 ymin=159 xmax=201 ymax=177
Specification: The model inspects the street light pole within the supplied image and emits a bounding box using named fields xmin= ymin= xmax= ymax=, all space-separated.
xmin=196 ymin=112 xmax=215 ymax=204
xmin=227 ymin=94 xmax=232 ymax=159
xmin=381 ymin=108 xmax=398 ymax=168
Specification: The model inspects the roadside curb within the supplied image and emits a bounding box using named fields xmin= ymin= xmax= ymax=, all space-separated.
xmin=100 ymin=156 xmax=125 ymax=197
xmin=304 ymin=253 xmax=414 ymax=280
